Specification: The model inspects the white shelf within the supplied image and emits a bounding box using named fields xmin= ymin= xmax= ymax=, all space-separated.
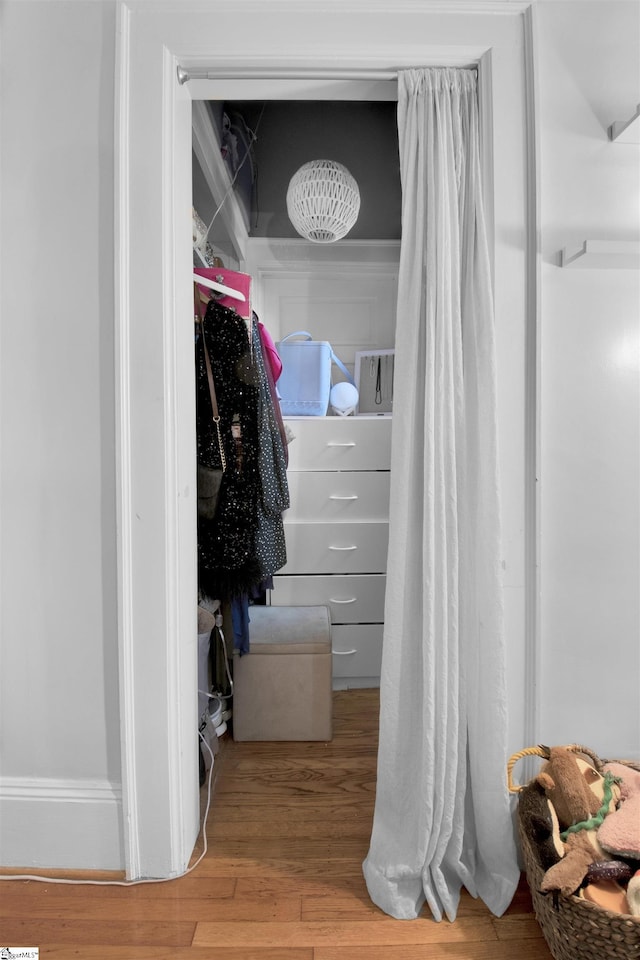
xmin=608 ymin=104 xmax=640 ymax=143
xmin=560 ymin=240 xmax=640 ymax=269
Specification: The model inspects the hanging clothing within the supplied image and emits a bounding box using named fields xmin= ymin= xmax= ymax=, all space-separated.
xmin=362 ymin=67 xmax=519 ymax=923
xmin=196 ymin=299 xmax=289 ymax=603
xmin=258 ymin=319 xmax=289 ymax=466
xmin=231 ymin=595 xmax=251 ymax=656
xmin=251 ymin=316 xmax=289 ymax=581
xmin=196 ymin=299 xmax=261 ymax=600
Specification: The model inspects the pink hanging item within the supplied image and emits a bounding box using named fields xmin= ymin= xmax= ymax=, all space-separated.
xmin=258 ymin=321 xmax=283 ymax=382
xmin=194 ymin=267 xmax=252 ymax=320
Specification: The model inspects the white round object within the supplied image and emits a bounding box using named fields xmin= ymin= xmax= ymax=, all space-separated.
xmin=330 ymin=381 xmax=359 ymax=417
xmin=286 ymin=160 xmax=360 ymax=243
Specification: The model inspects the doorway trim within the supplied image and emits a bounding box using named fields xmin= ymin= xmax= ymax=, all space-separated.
xmin=115 ymin=0 xmax=537 ymax=879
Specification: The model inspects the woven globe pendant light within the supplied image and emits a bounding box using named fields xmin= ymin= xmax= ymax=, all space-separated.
xmin=286 ymin=159 xmax=360 ymax=243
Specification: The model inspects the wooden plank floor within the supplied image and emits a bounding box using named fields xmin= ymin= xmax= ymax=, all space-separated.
xmin=0 ymin=689 xmax=553 ymax=959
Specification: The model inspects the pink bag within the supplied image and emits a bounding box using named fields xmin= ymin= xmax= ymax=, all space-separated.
xmin=258 ymin=321 xmax=283 ymax=382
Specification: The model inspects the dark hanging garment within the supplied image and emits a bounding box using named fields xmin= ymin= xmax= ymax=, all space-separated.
xmin=258 ymin=318 xmax=289 ymax=467
xmin=250 ymin=316 xmax=289 ymax=580
xmin=196 ymin=299 xmax=262 ymax=600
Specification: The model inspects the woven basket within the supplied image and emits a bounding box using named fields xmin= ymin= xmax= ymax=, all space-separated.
xmin=508 ymin=745 xmax=640 ymax=960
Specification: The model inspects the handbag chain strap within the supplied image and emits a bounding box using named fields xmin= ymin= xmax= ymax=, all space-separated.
xmin=196 ymin=290 xmax=226 ymax=473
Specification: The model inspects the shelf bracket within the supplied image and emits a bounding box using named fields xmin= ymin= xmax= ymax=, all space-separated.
xmin=608 ymin=103 xmax=640 ymax=143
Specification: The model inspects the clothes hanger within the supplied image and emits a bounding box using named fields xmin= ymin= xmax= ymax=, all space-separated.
xmin=193 ymin=272 xmax=246 ymax=303
xmin=192 ymin=207 xmax=246 ymax=304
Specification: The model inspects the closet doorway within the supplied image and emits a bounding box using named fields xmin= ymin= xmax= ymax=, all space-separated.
xmin=117 ymin=4 xmax=532 ymax=882
xmin=191 ymin=85 xmax=402 ymax=700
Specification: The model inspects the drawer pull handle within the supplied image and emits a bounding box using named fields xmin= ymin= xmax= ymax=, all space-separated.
xmin=329 ymin=494 xmax=359 ymax=501
xmin=332 ymin=649 xmax=357 ymax=656
xmin=326 ymin=441 xmax=356 ymax=448
xmin=330 ymin=597 xmax=357 ymax=604
xmin=328 ymin=545 xmax=357 ymax=551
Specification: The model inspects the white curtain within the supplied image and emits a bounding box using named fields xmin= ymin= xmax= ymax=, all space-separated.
xmin=362 ymin=67 xmax=519 ymax=923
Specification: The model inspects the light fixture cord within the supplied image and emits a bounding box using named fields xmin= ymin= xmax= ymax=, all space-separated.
xmin=203 ymin=103 xmax=266 ymax=242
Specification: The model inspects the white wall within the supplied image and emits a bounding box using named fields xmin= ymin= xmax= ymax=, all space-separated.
xmin=537 ymin=1 xmax=640 ymax=759
xmin=1 ymin=0 xmax=636 ymax=873
xmin=0 ymin=0 xmax=123 ymax=867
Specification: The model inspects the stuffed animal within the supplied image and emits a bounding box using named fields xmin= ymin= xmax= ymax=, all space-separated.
xmin=586 ymin=859 xmax=634 ymax=885
xmin=534 ymin=746 xmax=621 ymax=897
xmin=580 ymin=878 xmax=630 ymax=914
xmin=519 ymin=780 xmax=564 ymax=872
xmin=582 ymin=858 xmax=635 ymax=914
xmin=627 ymin=870 xmax=640 ymax=917
xmin=598 ymin=762 xmax=640 ymax=861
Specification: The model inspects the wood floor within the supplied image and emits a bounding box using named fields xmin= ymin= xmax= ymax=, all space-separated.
xmin=0 ymin=688 xmax=553 ymax=959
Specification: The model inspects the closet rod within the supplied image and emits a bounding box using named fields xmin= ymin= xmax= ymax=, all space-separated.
xmin=177 ymin=66 xmax=399 ymax=85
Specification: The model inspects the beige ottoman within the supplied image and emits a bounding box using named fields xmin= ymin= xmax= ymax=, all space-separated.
xmin=232 ymin=605 xmax=332 ymax=742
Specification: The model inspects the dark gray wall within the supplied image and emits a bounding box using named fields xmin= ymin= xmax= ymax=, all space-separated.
xmin=227 ymin=100 xmax=402 ymax=241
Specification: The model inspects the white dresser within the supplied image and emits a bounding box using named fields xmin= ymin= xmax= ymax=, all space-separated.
xmin=270 ymin=415 xmax=392 ymax=688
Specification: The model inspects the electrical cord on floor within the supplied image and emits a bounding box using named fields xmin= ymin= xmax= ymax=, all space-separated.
xmin=213 ymin=614 xmax=234 ymax=702
xmin=0 ymin=733 xmax=215 ymax=887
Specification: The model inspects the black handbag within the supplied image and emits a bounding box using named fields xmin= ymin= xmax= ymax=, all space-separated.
xmin=197 ymin=463 xmax=223 ymax=519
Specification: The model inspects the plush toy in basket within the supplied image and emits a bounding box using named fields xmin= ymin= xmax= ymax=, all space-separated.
xmin=508 ymin=744 xmax=640 ymax=960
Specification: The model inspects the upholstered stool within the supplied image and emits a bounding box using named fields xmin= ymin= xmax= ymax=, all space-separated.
xmin=232 ymin=605 xmax=332 ymax=742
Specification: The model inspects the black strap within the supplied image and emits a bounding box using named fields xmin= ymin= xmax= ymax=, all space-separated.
xmin=196 ymin=286 xmax=226 ymax=472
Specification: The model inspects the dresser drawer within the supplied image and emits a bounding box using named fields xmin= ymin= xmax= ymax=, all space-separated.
xmin=285 ymin=471 xmax=390 ymax=522
xmin=285 ymin=416 xmax=392 ymax=471
xmin=331 ymin=624 xmax=384 ymax=678
xmin=281 ymin=522 xmax=389 ymax=574
xmin=270 ymin=574 xmax=386 ymax=623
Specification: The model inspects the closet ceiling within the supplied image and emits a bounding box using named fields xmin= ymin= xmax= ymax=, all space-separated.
xmin=219 ymin=100 xmax=402 ymax=242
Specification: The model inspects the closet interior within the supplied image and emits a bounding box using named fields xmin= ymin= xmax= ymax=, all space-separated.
xmin=193 ymin=94 xmax=401 ymax=763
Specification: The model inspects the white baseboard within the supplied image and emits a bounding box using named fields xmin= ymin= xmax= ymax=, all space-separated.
xmin=0 ymin=777 xmax=124 ymax=871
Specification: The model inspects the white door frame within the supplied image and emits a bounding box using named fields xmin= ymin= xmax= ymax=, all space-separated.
xmin=115 ymin=0 xmax=537 ymax=879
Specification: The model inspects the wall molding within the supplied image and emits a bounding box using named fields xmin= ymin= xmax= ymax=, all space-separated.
xmin=115 ymin=2 xmax=200 ymax=881
xmin=0 ymin=778 xmax=123 ymax=871
xmin=246 ymin=237 xmax=401 ymax=266
xmin=523 ymin=2 xmax=541 ymax=755
xmin=139 ymin=0 xmax=532 ymax=13
xmin=114 ymin=0 xmax=139 ymax=880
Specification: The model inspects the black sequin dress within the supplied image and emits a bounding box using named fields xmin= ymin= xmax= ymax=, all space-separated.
xmin=195 ymin=299 xmax=288 ymax=601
